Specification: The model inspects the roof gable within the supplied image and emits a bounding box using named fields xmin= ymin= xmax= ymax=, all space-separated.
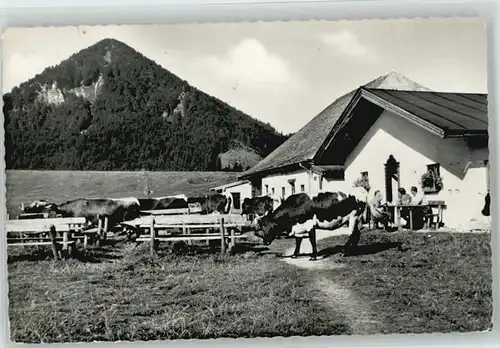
xmin=314 ymin=88 xmax=489 ymax=165
xmin=241 ymin=72 xmax=432 ymax=178
xmin=363 ymin=89 xmax=488 ymax=136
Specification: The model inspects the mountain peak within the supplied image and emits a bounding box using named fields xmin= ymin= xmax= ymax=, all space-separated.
xmin=364 ymin=71 xmax=432 ymax=91
xmin=3 ymin=40 xmax=287 ymax=171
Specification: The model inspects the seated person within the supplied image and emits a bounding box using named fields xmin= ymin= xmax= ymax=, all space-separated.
xmin=398 ymin=187 xmax=412 ymax=227
xmin=369 ymin=190 xmax=393 ymax=230
xmin=410 ymin=186 xmax=432 ymax=230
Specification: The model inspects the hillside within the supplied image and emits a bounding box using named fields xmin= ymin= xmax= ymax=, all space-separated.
xmin=3 ymin=38 xmax=288 ymax=171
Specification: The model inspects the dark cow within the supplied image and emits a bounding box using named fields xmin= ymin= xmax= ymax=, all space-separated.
xmin=187 ymin=192 xmax=232 ymax=215
xmin=139 ymin=194 xmax=189 ymax=211
xmin=242 ymin=196 xmax=274 ymax=217
xmin=254 ymin=188 xmax=369 ymax=261
xmin=482 ymin=192 xmax=490 ymax=217
xmin=46 ymin=197 xmax=141 ymax=229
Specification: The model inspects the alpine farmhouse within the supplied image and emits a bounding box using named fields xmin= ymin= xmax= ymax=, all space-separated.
xmin=237 ymin=72 xmax=489 ymax=231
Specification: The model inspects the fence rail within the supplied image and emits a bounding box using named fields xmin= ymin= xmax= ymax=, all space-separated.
xmin=122 ymin=214 xmax=251 ymax=256
xmin=6 ymin=217 xmax=101 ymax=259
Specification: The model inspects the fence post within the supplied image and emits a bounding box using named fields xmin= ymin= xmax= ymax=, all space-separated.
xmin=68 ymin=225 xmax=75 ymax=257
xmin=230 ymin=227 xmax=236 ymax=249
xmin=150 ymin=217 xmax=157 ymax=256
xmin=97 ymin=214 xmax=102 ymax=245
xmin=49 ymin=225 xmax=59 ymax=260
xmin=183 ymin=221 xmax=192 ymax=246
xmin=62 ymin=230 xmax=69 ymax=258
xmin=220 ymin=218 xmax=226 ymax=254
xmin=103 ymin=216 xmax=109 ymax=240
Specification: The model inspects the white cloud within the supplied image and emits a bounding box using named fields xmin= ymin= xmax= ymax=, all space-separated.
xmin=318 ymin=30 xmax=375 ymax=59
xmin=203 ymin=38 xmax=298 ymax=89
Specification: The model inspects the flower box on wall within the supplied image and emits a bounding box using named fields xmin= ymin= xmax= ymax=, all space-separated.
xmin=420 ymin=165 xmax=443 ymax=194
xmin=423 ymin=186 xmax=439 ymax=194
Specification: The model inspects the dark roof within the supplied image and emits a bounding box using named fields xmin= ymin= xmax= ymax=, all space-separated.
xmin=363 ymin=89 xmax=488 ymax=136
xmin=241 ymin=72 xmax=432 ymax=178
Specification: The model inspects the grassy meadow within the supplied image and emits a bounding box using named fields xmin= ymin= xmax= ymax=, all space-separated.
xmin=7 ymin=229 xmax=493 ymax=342
xmin=7 ymin=239 xmax=350 ymax=343
xmin=5 ymin=170 xmax=240 ymax=217
xmin=315 ymin=230 xmax=493 ymax=334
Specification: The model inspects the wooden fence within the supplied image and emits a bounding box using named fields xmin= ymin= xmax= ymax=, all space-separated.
xmin=6 ymin=217 xmax=91 ymax=259
xmin=121 ymin=214 xmax=251 ymax=256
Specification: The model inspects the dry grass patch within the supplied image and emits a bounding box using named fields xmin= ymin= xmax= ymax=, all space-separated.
xmin=8 ymin=241 xmax=349 ymax=343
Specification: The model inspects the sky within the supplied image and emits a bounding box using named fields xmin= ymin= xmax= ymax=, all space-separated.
xmin=2 ymin=18 xmax=487 ymax=134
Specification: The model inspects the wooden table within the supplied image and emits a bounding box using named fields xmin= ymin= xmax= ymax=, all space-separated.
xmin=386 ymin=201 xmax=445 ymax=231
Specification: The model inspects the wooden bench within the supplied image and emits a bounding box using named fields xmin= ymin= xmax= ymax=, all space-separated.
xmin=7 ymin=217 xmax=90 ymax=259
xmin=122 ymin=214 xmax=251 ymax=256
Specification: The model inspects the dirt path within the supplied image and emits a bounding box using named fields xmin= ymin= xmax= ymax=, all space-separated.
xmin=281 ymin=228 xmax=383 ymax=335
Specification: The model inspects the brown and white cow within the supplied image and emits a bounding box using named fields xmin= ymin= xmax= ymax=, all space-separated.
xmin=46 ymin=197 xmax=141 ymax=229
xmin=22 ymin=200 xmax=53 ymax=214
xmin=254 ymin=188 xmax=369 ymax=260
xmin=138 ymin=194 xmax=189 ymax=211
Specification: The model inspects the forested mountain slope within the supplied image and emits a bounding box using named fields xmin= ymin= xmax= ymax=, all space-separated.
xmin=3 ymin=38 xmax=288 ymax=171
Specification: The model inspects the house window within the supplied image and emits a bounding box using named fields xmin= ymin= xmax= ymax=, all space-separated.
xmin=272 ymin=187 xmax=275 ymax=195
xmin=265 ymin=185 xmax=269 ymax=194
xmin=281 ymin=187 xmax=286 ymax=199
xmin=422 ymin=163 xmax=442 ymax=194
xmin=231 ymin=192 xmax=241 ymax=209
xmin=288 ymin=179 xmax=296 ymax=194
xmin=319 ymin=175 xmax=323 ymax=190
xmin=301 ymin=184 xmax=305 ymax=192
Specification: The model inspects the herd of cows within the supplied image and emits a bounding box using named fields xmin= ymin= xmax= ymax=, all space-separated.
xmin=22 ymin=193 xmax=234 ymax=226
xmin=18 ymin=187 xmax=491 ymax=261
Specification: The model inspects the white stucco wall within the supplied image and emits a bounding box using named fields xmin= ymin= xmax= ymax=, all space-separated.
xmin=223 ymin=182 xmax=253 ymax=211
xmin=261 ymin=170 xmax=313 ymax=199
xmin=322 ymin=109 xmax=489 ymax=230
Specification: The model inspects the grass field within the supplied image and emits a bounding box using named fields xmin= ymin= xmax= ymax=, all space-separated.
xmin=7 ymin=239 xmax=349 ymax=343
xmin=7 ymin=229 xmax=492 ymax=343
xmin=5 ymin=170 xmax=239 ymax=216
xmin=315 ymin=230 xmax=493 ymax=334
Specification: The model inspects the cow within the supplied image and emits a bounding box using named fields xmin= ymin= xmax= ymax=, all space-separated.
xmin=187 ymin=193 xmax=232 ymax=215
xmin=46 ymin=197 xmax=141 ymax=230
xmin=254 ymin=188 xmax=370 ymax=261
xmin=241 ymin=194 xmax=284 ymax=225
xmin=482 ymin=192 xmax=490 ymax=217
xmin=22 ymin=200 xmax=53 ymax=214
xmin=242 ymin=196 xmax=273 ymax=216
xmin=138 ymin=194 xmax=189 ymax=211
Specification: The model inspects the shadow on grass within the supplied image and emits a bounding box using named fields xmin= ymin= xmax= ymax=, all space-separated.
xmin=7 ymin=237 xmax=125 ymax=264
xmin=7 ymin=247 xmax=124 ymax=264
xmin=317 ymin=241 xmax=405 ymax=258
xmin=142 ymin=240 xmax=284 ymax=259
